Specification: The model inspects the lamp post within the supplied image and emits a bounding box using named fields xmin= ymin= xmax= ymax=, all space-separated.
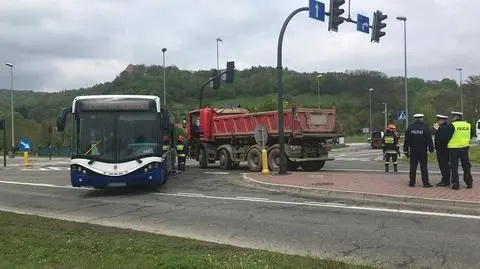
xmin=369 ymin=88 xmax=374 ymax=133
xmin=383 ymin=102 xmax=388 ymax=129
xmin=456 ymin=67 xmax=463 ymax=114
xmin=5 ymin=63 xmax=14 ymax=151
xmin=162 ymin=48 xmax=167 ymax=107
xmin=216 ymin=37 xmax=222 ymax=73
xmin=316 ymin=74 xmax=322 ymax=108
xmin=396 ymin=16 xmax=408 ymax=127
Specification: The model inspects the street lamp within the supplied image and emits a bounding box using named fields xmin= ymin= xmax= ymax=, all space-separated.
xmin=162 ymin=48 xmax=167 ymax=107
xmin=316 ymin=74 xmax=322 ymax=108
xmin=396 ymin=16 xmax=408 ymax=127
xmin=383 ymin=102 xmax=388 ymax=129
xmin=5 ymin=62 xmax=14 ymax=151
xmin=216 ymin=37 xmax=222 ymax=73
xmin=369 ymin=88 xmax=374 ymax=133
xmin=456 ymin=67 xmax=463 ymax=114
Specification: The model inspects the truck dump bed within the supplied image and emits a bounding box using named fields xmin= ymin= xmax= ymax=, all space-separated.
xmin=200 ymin=107 xmax=340 ymax=141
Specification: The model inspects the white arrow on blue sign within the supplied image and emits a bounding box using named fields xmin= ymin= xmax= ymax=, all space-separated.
xmin=308 ymin=0 xmax=325 ymax=22
xmin=356 ymin=14 xmax=370 ymax=34
xmin=18 ymin=137 xmax=32 ymax=152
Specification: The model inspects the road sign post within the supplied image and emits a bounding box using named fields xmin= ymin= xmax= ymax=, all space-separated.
xmin=18 ymin=137 xmax=32 ymax=168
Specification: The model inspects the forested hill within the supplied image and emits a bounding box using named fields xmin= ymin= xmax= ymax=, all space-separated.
xmin=0 ymin=64 xmax=478 ymax=149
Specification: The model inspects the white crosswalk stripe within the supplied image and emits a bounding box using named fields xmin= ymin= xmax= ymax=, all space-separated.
xmin=21 ymin=167 xmax=70 ymax=171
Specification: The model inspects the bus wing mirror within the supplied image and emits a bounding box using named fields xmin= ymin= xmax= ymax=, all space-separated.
xmin=56 ymin=107 xmax=71 ymax=132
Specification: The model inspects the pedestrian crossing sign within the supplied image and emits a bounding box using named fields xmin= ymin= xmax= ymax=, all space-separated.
xmin=397 ymin=111 xmax=406 ymax=121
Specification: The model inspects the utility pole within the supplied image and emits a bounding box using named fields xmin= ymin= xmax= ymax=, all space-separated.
xmin=457 ymin=67 xmax=463 ymax=114
xmin=396 ymin=16 xmax=408 ymax=127
xmin=5 ymin=63 xmax=14 ymax=152
xmin=369 ymin=88 xmax=374 ymax=133
xmin=383 ymin=102 xmax=387 ymax=129
xmin=316 ymin=74 xmax=322 ymax=108
xmin=162 ymin=48 xmax=167 ymax=107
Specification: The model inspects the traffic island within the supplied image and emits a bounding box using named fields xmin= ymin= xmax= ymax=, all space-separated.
xmin=242 ymin=171 xmax=480 ymax=214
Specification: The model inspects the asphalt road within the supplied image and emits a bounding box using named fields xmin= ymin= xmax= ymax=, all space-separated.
xmin=1 ymin=163 xmax=479 ymax=269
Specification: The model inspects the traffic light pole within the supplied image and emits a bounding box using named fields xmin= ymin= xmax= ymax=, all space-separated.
xmin=276 ymin=5 xmax=376 ymax=174
xmin=277 ymin=7 xmax=309 ymax=175
xmin=199 ymin=69 xmax=228 ymax=109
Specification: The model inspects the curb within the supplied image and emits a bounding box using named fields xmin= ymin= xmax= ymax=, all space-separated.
xmin=241 ymin=173 xmax=480 ymax=214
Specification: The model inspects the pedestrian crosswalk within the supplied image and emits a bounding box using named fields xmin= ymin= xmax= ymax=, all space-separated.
xmin=21 ymin=166 xmax=70 ymax=171
xmin=331 ymin=149 xmax=384 ymax=162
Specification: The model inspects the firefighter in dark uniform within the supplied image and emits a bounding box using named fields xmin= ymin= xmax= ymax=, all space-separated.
xmin=445 ymin=111 xmax=474 ymax=190
xmin=433 ymin=114 xmax=451 ymax=187
xmin=382 ymin=124 xmax=400 ymax=172
xmin=176 ymin=135 xmax=188 ymax=171
xmin=403 ymin=113 xmax=434 ymax=187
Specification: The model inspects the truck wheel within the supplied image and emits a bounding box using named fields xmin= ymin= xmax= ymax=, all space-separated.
xmin=247 ymin=148 xmax=262 ymax=172
xmin=268 ymin=148 xmax=280 ymax=171
xmin=218 ymin=149 xmax=233 ymax=170
xmin=300 ymin=161 xmax=325 ymax=172
xmin=199 ymin=148 xmax=208 ymax=169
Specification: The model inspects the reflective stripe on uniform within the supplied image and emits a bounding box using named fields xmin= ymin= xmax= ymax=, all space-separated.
xmin=162 ymin=145 xmax=170 ymax=150
xmin=176 ymin=145 xmax=184 ymax=150
xmin=178 ymin=154 xmax=186 ymax=157
xmin=447 ymin=121 xmax=471 ymax=148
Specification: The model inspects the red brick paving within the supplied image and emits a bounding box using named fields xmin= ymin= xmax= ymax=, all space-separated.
xmin=249 ymin=171 xmax=479 ymax=202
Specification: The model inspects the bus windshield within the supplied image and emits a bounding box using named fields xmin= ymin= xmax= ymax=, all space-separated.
xmin=73 ymin=112 xmax=160 ymax=162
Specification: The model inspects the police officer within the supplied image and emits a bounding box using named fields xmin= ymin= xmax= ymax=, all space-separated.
xmin=382 ymin=124 xmax=399 ymax=172
xmin=445 ymin=111 xmax=474 ymax=190
xmin=433 ymin=114 xmax=451 ymax=187
xmin=403 ymin=113 xmax=434 ymax=187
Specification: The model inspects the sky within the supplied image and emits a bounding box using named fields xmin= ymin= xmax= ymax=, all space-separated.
xmin=0 ymin=0 xmax=479 ymax=92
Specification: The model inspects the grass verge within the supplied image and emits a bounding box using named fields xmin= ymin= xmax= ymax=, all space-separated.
xmin=0 ymin=211 xmax=377 ymax=269
xmin=398 ymin=144 xmax=480 ymax=164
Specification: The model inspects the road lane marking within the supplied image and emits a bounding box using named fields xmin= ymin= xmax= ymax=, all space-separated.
xmin=235 ymin=196 xmax=270 ymax=201
xmin=176 ymin=192 xmax=205 ymax=197
xmin=203 ymin=171 xmax=230 ymax=175
xmin=325 ymin=168 xmax=480 ymax=174
xmin=0 ymin=180 xmax=479 ymax=220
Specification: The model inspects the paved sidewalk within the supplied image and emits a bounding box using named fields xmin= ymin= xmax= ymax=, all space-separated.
xmin=243 ymin=171 xmax=479 ymax=212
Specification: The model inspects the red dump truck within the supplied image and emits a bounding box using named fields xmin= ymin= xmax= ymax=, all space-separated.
xmin=186 ymin=106 xmax=342 ymax=172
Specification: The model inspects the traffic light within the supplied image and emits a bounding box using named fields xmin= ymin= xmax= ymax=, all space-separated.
xmin=48 ymin=126 xmax=53 ymax=133
xmin=328 ymin=0 xmax=345 ymax=32
xmin=225 ymin=61 xmax=235 ymax=83
xmin=371 ymin=10 xmax=387 ymax=43
xmin=210 ymin=69 xmax=220 ymax=89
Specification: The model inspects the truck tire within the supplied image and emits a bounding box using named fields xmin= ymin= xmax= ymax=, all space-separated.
xmin=218 ymin=149 xmax=233 ymax=170
xmin=247 ymin=148 xmax=262 ymax=172
xmin=199 ymin=148 xmax=208 ymax=169
xmin=268 ymin=148 xmax=280 ymax=171
xmin=300 ymin=161 xmax=325 ymax=172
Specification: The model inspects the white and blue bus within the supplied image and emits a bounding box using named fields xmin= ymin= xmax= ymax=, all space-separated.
xmin=56 ymin=95 xmax=177 ymax=189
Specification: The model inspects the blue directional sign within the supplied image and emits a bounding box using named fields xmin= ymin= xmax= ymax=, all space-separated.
xmin=356 ymin=14 xmax=370 ymax=34
xmin=18 ymin=137 xmax=32 ymax=152
xmin=397 ymin=111 xmax=406 ymax=121
xmin=309 ymin=0 xmax=325 ymax=22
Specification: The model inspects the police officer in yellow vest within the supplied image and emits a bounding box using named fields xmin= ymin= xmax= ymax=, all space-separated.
xmin=445 ymin=111 xmax=474 ymax=190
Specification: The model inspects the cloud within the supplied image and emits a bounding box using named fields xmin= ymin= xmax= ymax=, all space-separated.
xmin=0 ymin=0 xmax=478 ymax=92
